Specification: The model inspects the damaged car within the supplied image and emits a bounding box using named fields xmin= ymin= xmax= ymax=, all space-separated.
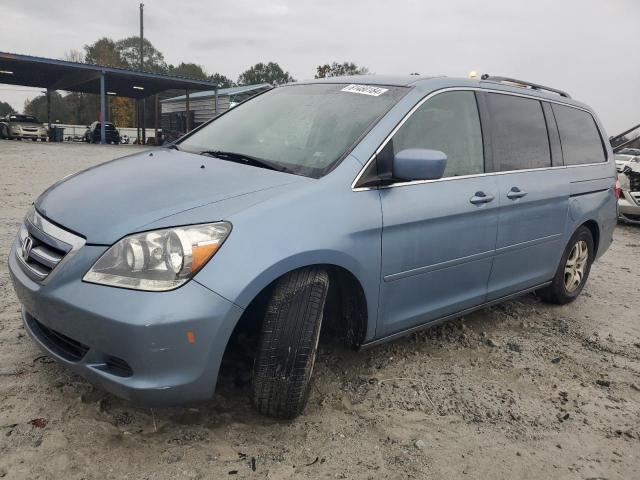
xmin=617 ymin=156 xmax=640 ymax=224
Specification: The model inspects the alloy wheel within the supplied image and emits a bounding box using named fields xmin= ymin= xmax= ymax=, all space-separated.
xmin=564 ymin=240 xmax=588 ymax=293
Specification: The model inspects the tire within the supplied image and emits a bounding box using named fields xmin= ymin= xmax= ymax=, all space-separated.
xmin=538 ymin=226 xmax=594 ymax=305
xmin=252 ymin=267 xmax=329 ymax=419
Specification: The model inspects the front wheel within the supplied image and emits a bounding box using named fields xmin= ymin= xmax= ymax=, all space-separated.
xmin=538 ymin=226 xmax=594 ymax=304
xmin=252 ymin=267 xmax=329 ymax=419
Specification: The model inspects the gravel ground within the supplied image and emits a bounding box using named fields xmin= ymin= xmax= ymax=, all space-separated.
xmin=0 ymin=141 xmax=639 ymax=479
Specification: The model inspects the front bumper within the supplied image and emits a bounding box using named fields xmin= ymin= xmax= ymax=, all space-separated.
xmin=13 ymin=132 xmax=47 ymax=140
xmin=8 ymin=236 xmax=244 ymax=407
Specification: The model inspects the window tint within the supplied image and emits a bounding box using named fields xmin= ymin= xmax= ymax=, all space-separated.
xmin=392 ymin=91 xmax=484 ymax=177
xmin=552 ymin=104 xmax=606 ymax=165
xmin=487 ymin=93 xmax=551 ymax=171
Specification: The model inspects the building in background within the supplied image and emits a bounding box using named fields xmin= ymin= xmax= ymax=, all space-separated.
xmin=160 ymin=83 xmax=271 ymax=141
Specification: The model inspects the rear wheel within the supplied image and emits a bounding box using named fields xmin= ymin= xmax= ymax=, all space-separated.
xmin=252 ymin=267 xmax=329 ymax=419
xmin=538 ymin=226 xmax=594 ymax=304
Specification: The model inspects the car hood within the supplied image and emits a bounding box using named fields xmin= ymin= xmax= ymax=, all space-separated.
xmin=36 ymin=149 xmax=306 ymax=244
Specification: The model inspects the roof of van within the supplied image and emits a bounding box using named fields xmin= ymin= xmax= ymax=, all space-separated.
xmin=304 ymin=74 xmax=441 ymax=86
xmin=299 ymin=74 xmax=590 ymax=110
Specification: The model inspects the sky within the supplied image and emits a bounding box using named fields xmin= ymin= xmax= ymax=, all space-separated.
xmin=1 ymin=0 xmax=638 ymax=134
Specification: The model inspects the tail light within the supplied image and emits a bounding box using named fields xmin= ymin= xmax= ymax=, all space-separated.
xmin=614 ymin=177 xmax=622 ymax=199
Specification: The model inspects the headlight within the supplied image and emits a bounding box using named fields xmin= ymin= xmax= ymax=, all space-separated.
xmin=83 ymin=222 xmax=231 ymax=291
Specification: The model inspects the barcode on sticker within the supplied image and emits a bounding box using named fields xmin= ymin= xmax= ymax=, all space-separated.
xmin=341 ymin=84 xmax=388 ymax=96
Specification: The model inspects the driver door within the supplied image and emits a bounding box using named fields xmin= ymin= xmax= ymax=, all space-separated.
xmin=379 ymin=91 xmax=499 ymax=336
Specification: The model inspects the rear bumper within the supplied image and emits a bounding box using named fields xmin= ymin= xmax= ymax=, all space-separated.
xmin=9 ymin=238 xmax=244 ymax=406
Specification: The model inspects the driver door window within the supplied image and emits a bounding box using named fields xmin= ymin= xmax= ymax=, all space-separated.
xmin=392 ymin=91 xmax=484 ymax=178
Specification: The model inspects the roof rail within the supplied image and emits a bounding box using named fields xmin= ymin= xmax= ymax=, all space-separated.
xmin=480 ymin=74 xmax=571 ymax=98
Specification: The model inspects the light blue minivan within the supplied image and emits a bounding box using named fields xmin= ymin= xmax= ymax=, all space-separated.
xmin=9 ymin=75 xmax=617 ymax=418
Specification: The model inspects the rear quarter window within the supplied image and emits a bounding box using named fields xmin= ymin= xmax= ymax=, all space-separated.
xmin=486 ymin=93 xmax=551 ymax=171
xmin=552 ymin=104 xmax=606 ymax=165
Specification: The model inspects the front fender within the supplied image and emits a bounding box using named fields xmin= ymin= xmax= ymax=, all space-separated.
xmin=192 ymin=156 xmax=383 ymax=342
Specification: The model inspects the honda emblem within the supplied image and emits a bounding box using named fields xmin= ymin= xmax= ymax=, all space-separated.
xmin=21 ymin=236 xmax=33 ymax=262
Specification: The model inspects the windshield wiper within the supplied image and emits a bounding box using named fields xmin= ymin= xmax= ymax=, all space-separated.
xmin=199 ymin=150 xmax=290 ymax=173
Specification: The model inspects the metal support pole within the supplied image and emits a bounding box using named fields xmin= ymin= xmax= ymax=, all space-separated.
xmin=142 ymin=98 xmax=146 ymax=145
xmin=214 ymin=85 xmax=219 ymax=115
xmin=135 ymin=99 xmax=140 ymax=143
xmin=154 ymin=94 xmax=159 ymax=145
xmin=46 ymin=89 xmax=51 ymax=131
xmin=100 ymin=71 xmax=106 ymax=144
xmin=185 ymin=89 xmax=190 ymax=133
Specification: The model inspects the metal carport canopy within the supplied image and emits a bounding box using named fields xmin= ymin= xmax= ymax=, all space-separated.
xmin=0 ymin=51 xmax=218 ymax=142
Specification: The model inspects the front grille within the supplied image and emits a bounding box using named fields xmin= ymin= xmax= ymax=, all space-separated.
xmin=17 ymin=232 xmax=66 ymax=281
xmin=26 ymin=314 xmax=89 ymax=362
xmin=15 ymin=210 xmax=84 ymax=283
xmin=623 ymin=213 xmax=640 ymax=221
xmin=625 ymin=169 xmax=640 ymax=193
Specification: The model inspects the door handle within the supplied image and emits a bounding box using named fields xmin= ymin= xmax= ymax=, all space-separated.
xmin=506 ymin=187 xmax=528 ymax=200
xmin=469 ymin=191 xmax=495 ymax=205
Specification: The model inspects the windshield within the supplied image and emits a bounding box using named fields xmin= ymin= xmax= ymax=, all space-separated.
xmin=9 ymin=115 xmax=40 ymax=124
xmin=178 ymin=83 xmax=408 ymax=178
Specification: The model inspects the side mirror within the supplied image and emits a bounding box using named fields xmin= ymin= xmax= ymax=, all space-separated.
xmin=393 ymin=149 xmax=447 ymax=181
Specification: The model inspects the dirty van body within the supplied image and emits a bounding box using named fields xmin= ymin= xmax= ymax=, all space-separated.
xmin=8 ymin=75 xmax=617 ymax=419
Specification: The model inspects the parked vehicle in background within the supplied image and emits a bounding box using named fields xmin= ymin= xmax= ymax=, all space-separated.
xmin=615 ymin=153 xmax=640 ymax=224
xmin=0 ymin=114 xmax=48 ymax=141
xmin=84 ymin=121 xmax=121 ymax=144
xmin=616 ymin=147 xmax=640 ymax=156
xmin=9 ymin=74 xmax=617 ymax=419
xmin=615 ymin=151 xmax=638 ymax=171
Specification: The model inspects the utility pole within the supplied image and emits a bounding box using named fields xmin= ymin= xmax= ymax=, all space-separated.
xmin=139 ymin=2 xmax=146 ymax=145
xmin=139 ymin=3 xmax=144 ymax=69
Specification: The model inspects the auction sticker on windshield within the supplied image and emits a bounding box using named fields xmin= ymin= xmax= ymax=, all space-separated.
xmin=341 ymin=84 xmax=389 ymax=96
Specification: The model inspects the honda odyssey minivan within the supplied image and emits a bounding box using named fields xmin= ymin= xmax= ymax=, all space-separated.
xmin=8 ymin=75 xmax=617 ymax=419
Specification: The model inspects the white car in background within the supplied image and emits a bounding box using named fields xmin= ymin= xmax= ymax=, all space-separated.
xmin=0 ymin=114 xmax=48 ymax=141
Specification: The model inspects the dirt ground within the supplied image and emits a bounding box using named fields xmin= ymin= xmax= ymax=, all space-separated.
xmin=0 ymin=141 xmax=639 ymax=480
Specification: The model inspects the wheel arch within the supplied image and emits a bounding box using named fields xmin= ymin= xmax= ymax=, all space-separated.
xmin=580 ymin=219 xmax=600 ymax=257
xmin=217 ymin=262 xmax=370 ymax=385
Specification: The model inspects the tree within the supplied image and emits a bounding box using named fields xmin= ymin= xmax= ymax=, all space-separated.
xmin=0 ymin=100 xmax=15 ymax=116
xmin=23 ymin=92 xmax=71 ymax=123
xmin=84 ymin=38 xmax=125 ymax=67
xmin=116 ymin=37 xmax=167 ymax=72
xmin=209 ymin=73 xmax=235 ymax=88
xmin=238 ymin=62 xmax=294 ymax=86
xmin=168 ymin=62 xmax=209 ymax=80
xmin=315 ymin=62 xmax=370 ymax=79
xmin=64 ymin=49 xmax=85 ymax=63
